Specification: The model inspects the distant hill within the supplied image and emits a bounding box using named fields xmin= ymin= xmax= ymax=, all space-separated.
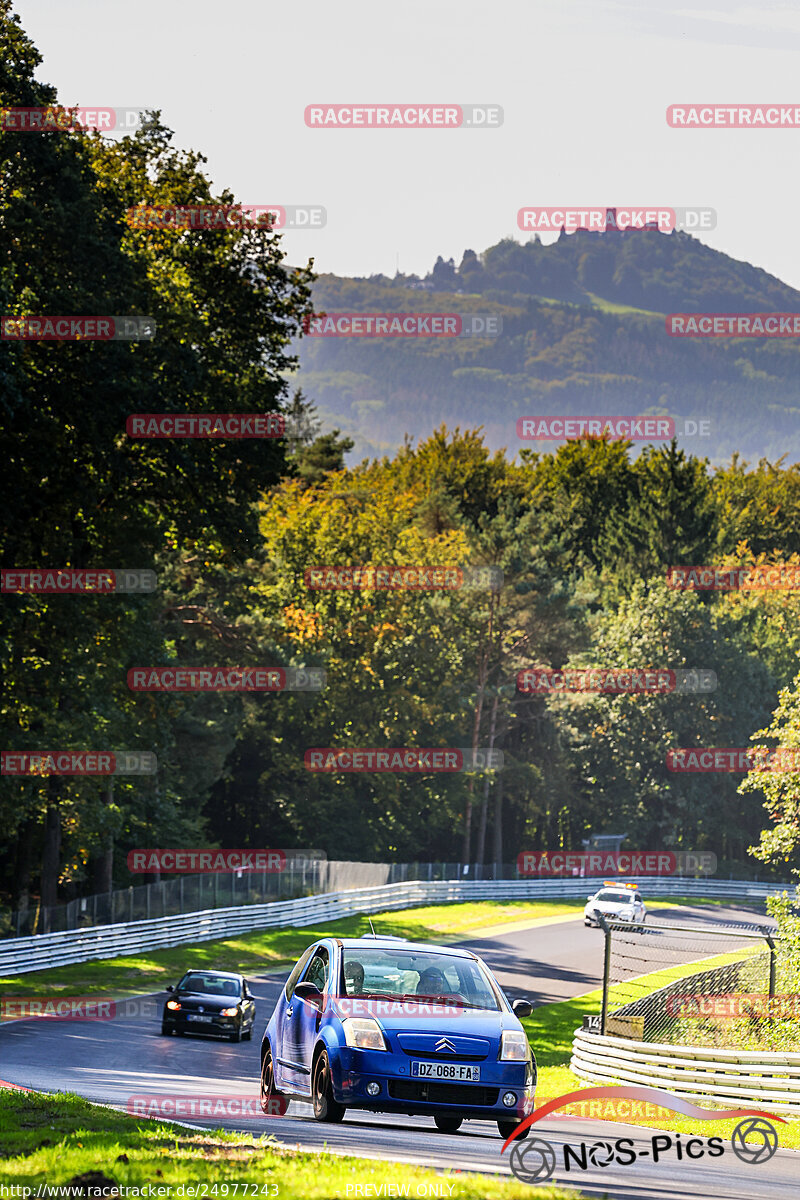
xmin=296 ymin=228 xmax=800 ymax=464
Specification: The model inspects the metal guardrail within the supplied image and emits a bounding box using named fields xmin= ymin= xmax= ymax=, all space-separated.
xmin=0 ymin=876 xmax=790 ymax=977
xmin=571 ymin=1027 xmax=800 ymax=1115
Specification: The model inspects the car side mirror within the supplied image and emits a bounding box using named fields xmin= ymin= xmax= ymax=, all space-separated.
xmin=294 ymin=981 xmax=324 ymax=1009
xmin=166 ymin=985 xmax=175 ymax=993
xmin=586 ymin=895 xmax=593 ymax=901
xmin=512 ymin=999 xmax=533 ymax=1018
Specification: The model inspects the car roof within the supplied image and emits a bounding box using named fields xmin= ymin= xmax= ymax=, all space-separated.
xmin=182 ymin=969 xmax=243 ymax=979
xmin=338 ymin=937 xmax=476 ymax=959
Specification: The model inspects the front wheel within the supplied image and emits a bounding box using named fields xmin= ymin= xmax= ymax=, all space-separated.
xmin=498 ymin=1120 xmax=529 ymax=1140
xmin=433 ymin=1115 xmax=462 ymax=1133
xmin=312 ymin=1051 xmax=346 ymax=1122
xmin=243 ymin=1026 xmax=253 ymax=1041
xmin=160 ymin=1023 xmax=172 ymax=1036
xmin=229 ymin=1026 xmax=242 ymax=1043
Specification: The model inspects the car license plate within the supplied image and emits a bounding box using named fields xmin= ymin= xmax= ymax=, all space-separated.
xmin=188 ymin=1014 xmax=213 ymax=1023
xmin=411 ymin=1061 xmax=479 ymax=1081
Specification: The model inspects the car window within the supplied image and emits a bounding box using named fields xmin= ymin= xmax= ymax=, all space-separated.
xmin=285 ymin=945 xmax=316 ymax=1001
xmin=303 ymin=947 xmax=329 ymax=992
xmin=177 ymin=972 xmax=240 ymax=994
xmin=341 ymin=948 xmax=500 ymax=1010
xmin=595 ymin=890 xmax=632 ymax=902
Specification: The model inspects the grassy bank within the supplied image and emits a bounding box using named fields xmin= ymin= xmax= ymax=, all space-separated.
xmin=0 ymin=1089 xmax=578 ymax=1198
xmin=0 ymin=896 xmax=756 ymax=1001
xmin=0 ymin=899 xmax=587 ymax=999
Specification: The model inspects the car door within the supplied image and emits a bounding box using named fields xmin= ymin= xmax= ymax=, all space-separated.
xmin=282 ymin=945 xmax=330 ymax=1093
xmin=274 ymin=945 xmax=315 ymax=1089
xmin=242 ymin=980 xmax=256 ymax=1028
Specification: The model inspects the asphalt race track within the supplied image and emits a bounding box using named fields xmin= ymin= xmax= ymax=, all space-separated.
xmin=2 ymin=903 xmax=797 ymax=1198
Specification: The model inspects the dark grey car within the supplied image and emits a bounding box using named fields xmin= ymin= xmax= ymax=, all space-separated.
xmin=161 ymin=969 xmax=256 ymax=1042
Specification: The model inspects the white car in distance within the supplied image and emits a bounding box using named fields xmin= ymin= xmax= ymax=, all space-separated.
xmin=583 ymin=882 xmax=646 ymax=927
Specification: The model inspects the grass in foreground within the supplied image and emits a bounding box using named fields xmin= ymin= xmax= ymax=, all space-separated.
xmin=0 ymin=900 xmax=584 ymax=999
xmin=0 ymin=1089 xmax=579 ymax=1198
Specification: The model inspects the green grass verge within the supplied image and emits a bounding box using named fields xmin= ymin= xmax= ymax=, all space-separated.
xmin=0 ymin=896 xmax=765 ymax=1002
xmin=0 ymin=1089 xmax=579 ymax=1198
xmin=0 ymin=900 xmax=585 ymax=1000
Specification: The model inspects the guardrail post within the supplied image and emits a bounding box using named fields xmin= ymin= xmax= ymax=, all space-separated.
xmin=600 ymin=915 xmax=611 ymax=1035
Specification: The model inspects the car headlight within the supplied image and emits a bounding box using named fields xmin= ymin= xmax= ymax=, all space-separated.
xmin=499 ymin=1030 xmax=530 ymax=1061
xmin=342 ymin=1017 xmax=388 ymax=1051
xmin=166 ymin=1000 xmax=181 ymax=1011
xmin=219 ymin=1007 xmax=239 ymax=1017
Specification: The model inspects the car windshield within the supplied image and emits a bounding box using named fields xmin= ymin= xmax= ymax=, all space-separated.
xmin=341 ymin=948 xmax=500 ymax=1010
xmin=595 ymin=890 xmax=634 ymax=902
xmin=177 ymin=972 xmax=240 ymax=996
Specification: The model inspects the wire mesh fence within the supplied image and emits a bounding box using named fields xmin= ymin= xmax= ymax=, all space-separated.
xmin=597 ymin=918 xmax=798 ymax=1053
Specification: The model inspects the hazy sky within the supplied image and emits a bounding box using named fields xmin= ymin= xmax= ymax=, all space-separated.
xmin=12 ymin=0 xmax=800 ymax=288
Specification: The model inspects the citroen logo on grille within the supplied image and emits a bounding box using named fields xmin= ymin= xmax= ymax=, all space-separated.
xmin=435 ymin=1037 xmax=457 ymax=1053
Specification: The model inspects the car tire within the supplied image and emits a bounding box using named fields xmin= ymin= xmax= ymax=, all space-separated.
xmin=260 ymin=1045 xmax=289 ymax=1116
xmin=243 ymin=1026 xmax=253 ymax=1041
xmin=433 ymin=1116 xmax=462 ymax=1133
xmin=229 ymin=1026 xmax=242 ymax=1043
xmin=312 ymin=1050 xmax=346 ymax=1123
xmin=160 ymin=1023 xmax=172 ymax=1036
xmin=498 ymin=1120 xmax=530 ymax=1140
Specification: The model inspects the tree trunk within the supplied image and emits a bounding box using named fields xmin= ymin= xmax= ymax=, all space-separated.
xmin=40 ymin=782 xmax=62 ymax=931
xmin=475 ymin=691 xmax=499 ymax=873
xmin=493 ymin=768 xmax=504 ymax=876
xmin=461 ymin=590 xmax=497 ymax=864
xmin=13 ymin=816 xmax=36 ymax=913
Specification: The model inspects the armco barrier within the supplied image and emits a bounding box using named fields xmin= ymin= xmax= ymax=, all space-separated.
xmin=0 ymin=877 xmax=790 ymax=976
xmin=571 ymin=1027 xmax=800 ymax=1116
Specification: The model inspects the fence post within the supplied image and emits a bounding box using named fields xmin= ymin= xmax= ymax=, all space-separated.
xmin=762 ymin=929 xmax=776 ymax=997
xmin=600 ymin=915 xmax=611 ymax=1035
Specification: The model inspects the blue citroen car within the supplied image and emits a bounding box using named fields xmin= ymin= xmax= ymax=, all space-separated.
xmin=259 ymin=935 xmax=536 ymax=1137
